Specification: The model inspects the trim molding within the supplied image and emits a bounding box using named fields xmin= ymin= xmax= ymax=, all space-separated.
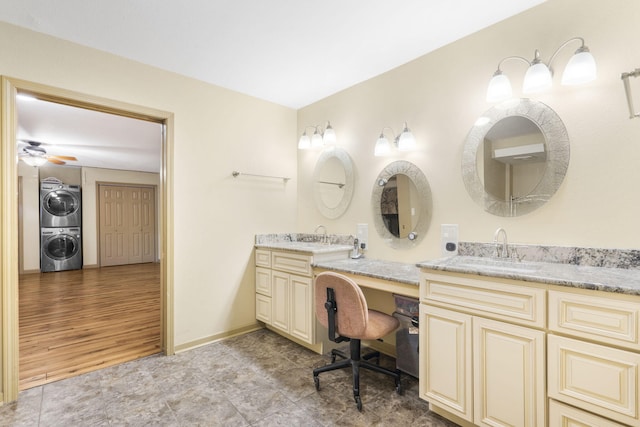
xmin=174 ymin=324 xmax=263 ymax=353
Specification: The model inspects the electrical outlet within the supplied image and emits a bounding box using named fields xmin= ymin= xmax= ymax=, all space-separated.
xmin=357 ymin=223 xmax=368 ymax=250
xmin=441 ymin=224 xmax=458 ymax=257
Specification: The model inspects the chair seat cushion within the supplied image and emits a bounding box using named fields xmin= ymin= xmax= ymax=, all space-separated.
xmin=359 ymin=309 xmax=400 ymax=340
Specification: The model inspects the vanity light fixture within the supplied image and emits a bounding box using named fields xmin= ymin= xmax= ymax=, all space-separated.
xmin=374 ymin=122 xmax=416 ymax=157
xmin=486 ymin=37 xmax=597 ymax=103
xmin=621 ymin=68 xmax=640 ymax=119
xmin=298 ymin=121 xmax=336 ymax=150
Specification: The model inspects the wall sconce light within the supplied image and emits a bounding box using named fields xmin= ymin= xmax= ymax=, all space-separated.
xmin=374 ymin=122 xmax=416 ymax=157
xmin=621 ymin=68 xmax=640 ymax=119
xmin=298 ymin=121 xmax=336 ymax=150
xmin=486 ymin=37 xmax=597 ymax=103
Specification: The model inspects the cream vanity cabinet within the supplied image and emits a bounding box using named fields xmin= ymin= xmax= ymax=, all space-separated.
xmin=419 ymin=270 xmax=546 ymax=427
xmin=255 ymin=247 xmax=349 ymax=348
xmin=547 ymin=289 xmax=640 ymax=427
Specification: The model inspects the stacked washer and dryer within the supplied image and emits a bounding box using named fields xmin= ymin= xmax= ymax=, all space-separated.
xmin=40 ymin=178 xmax=83 ymax=272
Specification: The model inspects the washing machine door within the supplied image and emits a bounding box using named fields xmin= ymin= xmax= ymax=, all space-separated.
xmin=43 ymin=234 xmax=80 ymax=260
xmin=42 ymin=190 xmax=80 ymax=218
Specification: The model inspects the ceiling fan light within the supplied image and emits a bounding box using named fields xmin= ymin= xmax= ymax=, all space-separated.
xmin=561 ymin=48 xmax=597 ymax=85
xmin=486 ymin=71 xmax=513 ymax=103
xmin=523 ymin=62 xmax=552 ymax=94
xmin=21 ymin=156 xmax=48 ymax=167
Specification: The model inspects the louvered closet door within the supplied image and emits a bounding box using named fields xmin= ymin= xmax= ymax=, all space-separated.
xmin=100 ymin=185 xmax=156 ymax=266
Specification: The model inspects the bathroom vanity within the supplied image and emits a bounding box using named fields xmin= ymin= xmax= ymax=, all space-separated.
xmin=418 ymin=256 xmax=640 ymax=427
xmin=254 ymin=235 xmax=352 ymax=353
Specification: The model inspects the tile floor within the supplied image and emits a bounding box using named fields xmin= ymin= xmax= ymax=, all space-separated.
xmin=0 ymin=328 xmax=458 ymax=426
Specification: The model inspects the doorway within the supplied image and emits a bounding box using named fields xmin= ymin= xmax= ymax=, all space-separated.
xmin=1 ymin=77 xmax=174 ymax=402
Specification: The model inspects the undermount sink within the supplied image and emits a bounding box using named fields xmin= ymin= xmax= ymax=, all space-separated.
xmin=448 ymin=256 xmax=540 ymax=274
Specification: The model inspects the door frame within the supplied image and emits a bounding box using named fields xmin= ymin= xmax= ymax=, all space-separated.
xmin=0 ymin=76 xmax=175 ymax=402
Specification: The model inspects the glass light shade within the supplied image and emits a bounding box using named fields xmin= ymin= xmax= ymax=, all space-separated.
xmin=523 ymin=62 xmax=552 ymax=93
xmin=397 ymin=130 xmax=416 ymax=151
xmin=322 ymin=125 xmax=336 ymax=145
xmin=298 ymin=133 xmax=311 ymax=149
xmin=311 ymin=131 xmax=323 ymax=148
xmin=486 ymin=72 xmax=513 ymax=103
xmin=21 ymin=156 xmax=48 ymax=167
xmin=374 ymin=135 xmax=391 ymax=157
xmin=561 ymin=50 xmax=596 ymax=85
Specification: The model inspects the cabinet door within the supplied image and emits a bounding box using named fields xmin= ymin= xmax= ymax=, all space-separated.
xmin=473 ymin=317 xmax=546 ymax=427
xmin=289 ymin=275 xmax=313 ymax=343
xmin=271 ymin=271 xmax=290 ymax=333
xmin=420 ymin=304 xmax=473 ymax=423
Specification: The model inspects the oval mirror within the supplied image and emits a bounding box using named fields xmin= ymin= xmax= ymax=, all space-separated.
xmin=462 ymin=98 xmax=569 ymax=216
xmin=372 ymin=160 xmax=432 ymax=249
xmin=313 ymin=147 xmax=354 ymax=219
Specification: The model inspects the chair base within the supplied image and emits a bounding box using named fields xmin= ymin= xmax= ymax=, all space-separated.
xmin=313 ymin=339 xmax=402 ymax=411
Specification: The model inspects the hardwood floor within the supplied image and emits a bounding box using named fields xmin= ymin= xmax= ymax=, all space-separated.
xmin=19 ymin=263 xmax=161 ymax=390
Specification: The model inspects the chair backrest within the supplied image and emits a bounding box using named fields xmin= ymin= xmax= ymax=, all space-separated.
xmin=314 ymin=271 xmax=369 ymax=338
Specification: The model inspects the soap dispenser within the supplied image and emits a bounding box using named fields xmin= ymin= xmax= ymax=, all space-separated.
xmin=351 ymin=238 xmax=362 ymax=259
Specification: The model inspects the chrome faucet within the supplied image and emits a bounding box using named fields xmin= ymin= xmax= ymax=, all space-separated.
xmin=493 ymin=227 xmax=509 ymax=258
xmin=314 ymin=224 xmax=328 ymax=243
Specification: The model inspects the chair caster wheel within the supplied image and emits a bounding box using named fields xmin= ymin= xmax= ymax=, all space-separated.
xmin=314 ymin=375 xmax=320 ymax=391
xmin=395 ymin=378 xmax=403 ymax=395
xmin=355 ymin=395 xmax=362 ymax=411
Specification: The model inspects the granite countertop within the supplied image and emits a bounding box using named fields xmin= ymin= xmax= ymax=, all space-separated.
xmin=418 ymin=256 xmax=640 ymax=296
xmin=255 ymin=241 xmax=353 ymax=255
xmin=313 ymin=258 xmax=420 ymax=286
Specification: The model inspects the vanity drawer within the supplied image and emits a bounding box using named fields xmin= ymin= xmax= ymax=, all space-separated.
xmin=255 ymin=293 xmax=271 ymax=324
xmin=271 ymin=252 xmax=312 ymax=276
xmin=255 ymin=249 xmax=271 ymax=268
xmin=549 ymin=289 xmax=640 ymax=351
xmin=255 ymin=267 xmax=271 ymax=296
xmin=549 ymin=400 xmax=627 ymax=427
xmin=548 ymin=334 xmax=640 ymax=427
xmin=422 ymin=272 xmax=546 ymax=328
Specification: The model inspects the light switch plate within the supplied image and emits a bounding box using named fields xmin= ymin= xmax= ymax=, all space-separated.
xmin=357 ymin=223 xmax=368 ymax=249
xmin=441 ymin=224 xmax=458 ymax=257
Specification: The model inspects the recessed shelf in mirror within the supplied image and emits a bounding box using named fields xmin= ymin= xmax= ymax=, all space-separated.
xmin=313 ymin=147 xmax=354 ymax=219
xmin=462 ymin=98 xmax=569 ymax=217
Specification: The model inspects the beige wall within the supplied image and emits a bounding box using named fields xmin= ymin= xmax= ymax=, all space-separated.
xmin=297 ymin=0 xmax=640 ymax=263
xmin=1 ymin=22 xmax=298 ymax=348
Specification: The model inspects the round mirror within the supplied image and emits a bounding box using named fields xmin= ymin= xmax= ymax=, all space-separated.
xmin=372 ymin=161 xmax=432 ymax=249
xmin=462 ymin=98 xmax=569 ymax=217
xmin=313 ymin=147 xmax=354 ymax=219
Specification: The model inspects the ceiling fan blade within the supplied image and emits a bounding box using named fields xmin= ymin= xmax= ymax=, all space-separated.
xmin=49 ymin=155 xmax=78 ymax=161
xmin=47 ymin=158 xmax=66 ymax=165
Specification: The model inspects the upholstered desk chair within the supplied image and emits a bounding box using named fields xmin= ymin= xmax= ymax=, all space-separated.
xmin=312 ymin=271 xmax=402 ymax=411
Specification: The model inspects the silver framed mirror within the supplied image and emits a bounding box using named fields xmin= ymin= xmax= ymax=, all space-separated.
xmin=462 ymin=98 xmax=569 ymax=217
xmin=313 ymin=147 xmax=354 ymax=219
xmin=372 ymin=160 xmax=432 ymax=249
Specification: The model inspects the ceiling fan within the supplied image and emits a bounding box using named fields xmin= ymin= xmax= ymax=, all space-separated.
xmin=18 ymin=140 xmax=78 ymax=166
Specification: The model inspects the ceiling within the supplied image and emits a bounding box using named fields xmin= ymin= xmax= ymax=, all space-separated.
xmin=3 ymin=0 xmax=546 ymax=172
